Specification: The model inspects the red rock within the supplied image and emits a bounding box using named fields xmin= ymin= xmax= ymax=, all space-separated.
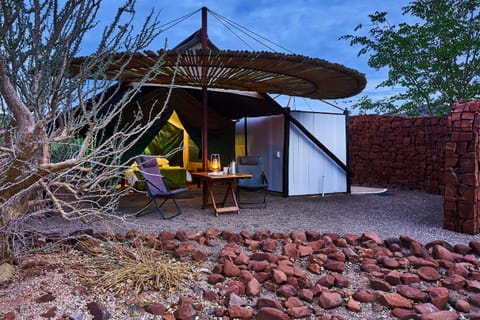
xmin=145 ymin=303 xmax=166 ymax=316
xmin=414 ymin=302 xmax=439 ymax=314
xmin=286 ymin=306 xmax=311 ymax=318
xmin=234 ymin=252 xmax=250 ymax=265
xmin=385 ymin=270 xmax=401 ymax=285
xmin=185 ymin=230 xmax=203 ymax=241
xmin=250 ymin=252 xmax=278 ymax=263
xmin=453 ymin=244 xmax=471 ymax=254
xmin=469 ymin=240 xmax=480 ymax=255
xmin=332 ymin=273 xmax=349 ymax=288
xmin=228 ymin=305 xmax=254 ymax=319
xmin=308 ymin=240 xmax=326 ymax=252
xmin=276 ymin=262 xmax=294 ymax=276
xmin=192 ymin=250 xmax=208 ymax=262
xmin=328 ymin=250 xmax=346 ymax=262
xmin=239 ymin=229 xmax=251 ymax=239
xmin=397 ymin=285 xmax=428 ymax=302
xmin=400 ymin=273 xmax=420 ymax=285
xmin=208 ymin=273 xmax=225 ymax=285
xmin=299 ymin=289 xmax=314 ymax=303
xmin=284 ymin=297 xmax=303 ymax=308
xmin=400 ymin=236 xmax=424 ymax=256
xmin=318 ymin=291 xmax=343 ymax=309
xmin=203 ymin=290 xmax=217 ymax=302
xmin=408 ymin=256 xmax=438 ymax=268
xmin=249 ymin=260 xmax=270 ymax=272
xmin=262 ymin=239 xmax=278 ymax=252
xmin=35 ymin=293 xmax=56 ymax=303
xmin=254 ymin=272 xmax=271 ymax=283
xmin=442 ymin=274 xmax=466 ymax=290
xmin=247 ymin=240 xmax=260 ymax=251
xmin=378 ymin=293 xmax=412 ymax=309
xmin=306 ymin=230 xmax=321 ymax=241
xmin=426 ymin=287 xmax=449 ymax=309
xmin=257 ymin=297 xmax=283 ymax=310
xmin=382 ymin=257 xmax=400 ymax=269
xmin=290 ymin=231 xmax=307 ymax=243
xmin=316 ymin=274 xmax=335 ymax=289
xmin=40 ymin=306 xmax=57 ymax=318
xmin=432 ymin=244 xmax=456 ymax=262
xmin=226 ymin=280 xmax=246 ymax=295
xmin=391 ymin=308 xmax=416 ymax=319
xmin=353 ymin=289 xmax=377 ymax=303
xmin=277 ymin=284 xmax=297 ymax=298
xmin=343 ymin=233 xmax=360 ymax=245
xmin=4 ymin=311 xmax=15 ymax=320
xmin=284 ymin=243 xmax=300 ymax=260
xmin=323 ymin=259 xmax=345 ymax=273
xmin=257 ymin=307 xmax=289 ymax=320
xmin=86 ymin=301 xmax=110 ymax=320
xmin=361 ymin=231 xmax=383 ymax=245
xmin=298 ymin=245 xmax=313 ymax=257
xmin=223 ymin=259 xmax=241 ymax=277
xmin=205 ymin=228 xmax=219 ymax=239
xmin=370 ymin=277 xmax=392 ymax=292
xmin=469 ymin=292 xmax=480 ymax=307
xmin=417 ymin=266 xmax=440 ymax=281
xmin=467 ymin=280 xmax=480 ymax=293
xmin=272 ymin=269 xmax=287 ymax=284
xmin=455 ymin=299 xmax=471 ymax=313
xmin=346 ymin=298 xmax=361 ymax=312
xmin=422 ymin=311 xmax=459 ymax=320
xmin=246 ymin=278 xmax=261 ymax=296
xmin=360 ymin=263 xmax=381 ymax=273
xmin=342 ymin=247 xmax=360 ymax=263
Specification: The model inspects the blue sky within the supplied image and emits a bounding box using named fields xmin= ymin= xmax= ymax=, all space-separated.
xmin=92 ymin=0 xmax=413 ymax=113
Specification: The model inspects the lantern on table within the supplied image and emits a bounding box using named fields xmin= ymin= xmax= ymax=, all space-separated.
xmin=210 ymin=154 xmax=221 ymax=172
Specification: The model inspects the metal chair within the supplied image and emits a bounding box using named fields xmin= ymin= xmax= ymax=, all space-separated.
xmin=135 ymin=156 xmax=188 ymax=219
xmin=236 ymin=155 xmax=268 ymax=208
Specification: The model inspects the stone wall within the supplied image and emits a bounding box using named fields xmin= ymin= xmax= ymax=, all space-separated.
xmin=443 ymin=100 xmax=480 ymax=234
xmin=348 ymin=114 xmax=449 ymax=194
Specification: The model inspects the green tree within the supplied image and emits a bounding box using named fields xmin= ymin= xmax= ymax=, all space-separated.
xmin=342 ymin=0 xmax=480 ymax=115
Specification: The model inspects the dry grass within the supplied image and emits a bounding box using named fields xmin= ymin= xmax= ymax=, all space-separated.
xmin=77 ymin=242 xmax=194 ymax=295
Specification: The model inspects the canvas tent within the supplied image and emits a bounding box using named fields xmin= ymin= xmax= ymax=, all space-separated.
xmin=71 ymin=8 xmax=366 ymax=195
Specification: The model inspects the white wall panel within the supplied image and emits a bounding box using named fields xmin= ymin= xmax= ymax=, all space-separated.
xmin=288 ymin=111 xmax=347 ymax=196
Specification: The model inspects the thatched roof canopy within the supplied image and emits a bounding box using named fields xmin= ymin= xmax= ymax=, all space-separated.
xmin=71 ymin=49 xmax=366 ymax=99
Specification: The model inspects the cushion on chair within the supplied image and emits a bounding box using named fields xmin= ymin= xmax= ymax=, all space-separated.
xmin=140 ymin=156 xmax=158 ymax=168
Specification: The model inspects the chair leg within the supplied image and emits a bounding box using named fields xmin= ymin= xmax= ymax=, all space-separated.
xmin=136 ymin=197 xmax=182 ymax=219
xmin=135 ymin=198 xmax=155 ymax=217
xmin=153 ymin=197 xmax=182 ymax=220
xmin=237 ymin=188 xmax=267 ymax=209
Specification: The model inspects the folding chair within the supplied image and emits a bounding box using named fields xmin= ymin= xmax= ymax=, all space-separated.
xmin=135 ymin=156 xmax=188 ymax=219
xmin=236 ymin=155 xmax=268 ymax=208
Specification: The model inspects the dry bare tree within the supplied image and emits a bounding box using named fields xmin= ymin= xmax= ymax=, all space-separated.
xmin=0 ymin=0 xmax=169 ymax=259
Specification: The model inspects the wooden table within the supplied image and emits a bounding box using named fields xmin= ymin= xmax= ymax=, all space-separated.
xmin=191 ymin=172 xmax=252 ymax=216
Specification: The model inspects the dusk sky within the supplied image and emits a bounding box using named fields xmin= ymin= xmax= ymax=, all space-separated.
xmin=91 ymin=1 xmax=414 ymax=113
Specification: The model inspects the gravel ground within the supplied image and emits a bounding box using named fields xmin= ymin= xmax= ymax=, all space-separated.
xmin=7 ymin=187 xmax=480 ymax=320
xmin=23 ymin=187 xmax=480 ymax=245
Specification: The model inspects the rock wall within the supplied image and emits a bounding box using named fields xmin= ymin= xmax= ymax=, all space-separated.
xmin=348 ymin=114 xmax=449 ymax=194
xmin=444 ymin=100 xmax=480 ymax=234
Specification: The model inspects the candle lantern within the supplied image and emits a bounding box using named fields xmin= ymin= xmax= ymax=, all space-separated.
xmin=210 ymin=154 xmax=221 ymax=172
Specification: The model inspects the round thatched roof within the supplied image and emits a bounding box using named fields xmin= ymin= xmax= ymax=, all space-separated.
xmin=72 ymin=49 xmax=366 ymax=99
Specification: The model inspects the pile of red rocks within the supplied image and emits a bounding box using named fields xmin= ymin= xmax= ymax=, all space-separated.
xmin=4 ymin=228 xmax=480 ymax=319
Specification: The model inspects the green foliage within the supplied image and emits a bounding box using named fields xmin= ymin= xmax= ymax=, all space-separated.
xmin=342 ymin=0 xmax=480 ymax=115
